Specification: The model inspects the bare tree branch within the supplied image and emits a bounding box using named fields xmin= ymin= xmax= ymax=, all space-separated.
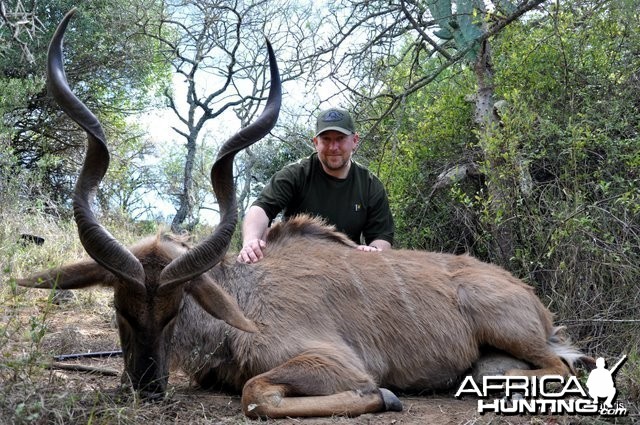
xmin=307 ymin=0 xmax=547 ymax=139
xmin=0 ymin=0 xmax=45 ymax=63
xmin=136 ymin=0 xmax=314 ymax=230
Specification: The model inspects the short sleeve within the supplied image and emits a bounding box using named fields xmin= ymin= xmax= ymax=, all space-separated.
xmin=362 ymin=177 xmax=394 ymax=245
xmin=252 ymin=163 xmax=302 ymax=221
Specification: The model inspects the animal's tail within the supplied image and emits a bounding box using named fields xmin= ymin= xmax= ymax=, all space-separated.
xmin=548 ymin=326 xmax=596 ymax=373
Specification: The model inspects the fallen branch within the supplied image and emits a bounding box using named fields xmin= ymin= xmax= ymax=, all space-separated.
xmin=47 ymin=362 xmax=119 ymax=376
xmin=53 ymin=350 xmax=123 ymax=361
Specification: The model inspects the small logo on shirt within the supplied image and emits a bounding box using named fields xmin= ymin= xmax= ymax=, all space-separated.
xmin=354 ymin=203 xmax=362 ymax=212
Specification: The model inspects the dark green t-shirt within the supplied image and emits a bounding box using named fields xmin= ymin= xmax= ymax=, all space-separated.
xmin=253 ymin=153 xmax=394 ymax=245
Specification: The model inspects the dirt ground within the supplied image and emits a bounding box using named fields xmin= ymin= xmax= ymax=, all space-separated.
xmin=43 ymin=358 xmax=536 ymax=425
xmin=27 ymin=293 xmax=634 ymax=425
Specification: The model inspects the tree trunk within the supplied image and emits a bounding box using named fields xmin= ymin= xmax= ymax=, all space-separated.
xmin=171 ymin=133 xmax=198 ymax=232
xmin=237 ymin=147 xmax=257 ymax=222
xmin=473 ymin=39 xmax=515 ymax=267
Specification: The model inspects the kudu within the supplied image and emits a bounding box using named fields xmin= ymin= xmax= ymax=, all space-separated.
xmin=18 ymin=9 xmax=591 ymax=419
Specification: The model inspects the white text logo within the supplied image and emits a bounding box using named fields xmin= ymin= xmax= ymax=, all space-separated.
xmin=455 ymin=355 xmax=627 ymax=417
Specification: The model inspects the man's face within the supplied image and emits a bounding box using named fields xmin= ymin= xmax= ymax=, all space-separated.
xmin=313 ymin=130 xmax=359 ymax=175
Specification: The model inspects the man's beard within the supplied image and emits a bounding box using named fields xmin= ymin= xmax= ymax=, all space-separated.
xmin=320 ymin=154 xmax=350 ymax=171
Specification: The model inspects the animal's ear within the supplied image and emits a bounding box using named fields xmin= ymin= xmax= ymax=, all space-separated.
xmin=16 ymin=260 xmax=113 ymax=290
xmin=187 ymin=275 xmax=258 ymax=333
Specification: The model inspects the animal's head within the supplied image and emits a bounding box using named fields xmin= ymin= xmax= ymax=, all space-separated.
xmin=16 ymin=9 xmax=280 ymax=399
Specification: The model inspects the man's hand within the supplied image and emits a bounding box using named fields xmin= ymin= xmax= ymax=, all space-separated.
xmin=356 ymin=245 xmax=381 ymax=252
xmin=237 ymin=239 xmax=267 ymax=264
xmin=357 ymin=239 xmax=391 ymax=252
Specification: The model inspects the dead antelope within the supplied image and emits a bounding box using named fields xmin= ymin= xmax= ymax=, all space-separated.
xmin=18 ymin=9 xmax=592 ymax=419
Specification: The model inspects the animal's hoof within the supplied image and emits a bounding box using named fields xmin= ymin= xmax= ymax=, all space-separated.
xmin=379 ymin=388 xmax=403 ymax=412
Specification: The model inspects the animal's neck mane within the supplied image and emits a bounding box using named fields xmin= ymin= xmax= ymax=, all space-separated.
xmin=265 ymin=214 xmax=357 ymax=248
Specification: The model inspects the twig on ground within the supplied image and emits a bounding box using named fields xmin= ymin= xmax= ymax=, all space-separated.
xmin=47 ymin=361 xmax=119 ymax=376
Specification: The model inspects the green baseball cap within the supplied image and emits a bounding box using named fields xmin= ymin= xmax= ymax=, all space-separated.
xmin=315 ymin=108 xmax=355 ymax=137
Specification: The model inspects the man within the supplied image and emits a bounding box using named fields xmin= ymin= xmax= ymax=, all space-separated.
xmin=238 ymin=107 xmax=394 ymax=264
xmin=586 ymin=356 xmax=622 ymax=408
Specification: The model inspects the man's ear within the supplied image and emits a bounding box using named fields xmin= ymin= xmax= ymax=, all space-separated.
xmin=17 ymin=260 xmax=114 ymax=290
xmin=352 ymin=132 xmax=360 ymax=149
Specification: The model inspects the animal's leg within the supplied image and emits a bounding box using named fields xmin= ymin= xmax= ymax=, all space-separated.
xmin=503 ymin=355 xmax=569 ymax=377
xmin=459 ymin=283 xmax=574 ymax=378
xmin=481 ymin=326 xmax=571 ymax=377
xmin=241 ymin=348 xmax=402 ymax=419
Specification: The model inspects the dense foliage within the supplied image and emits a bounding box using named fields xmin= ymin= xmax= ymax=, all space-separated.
xmin=0 ymin=0 xmax=170 ymax=217
xmin=363 ymin=3 xmax=639 ymax=363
